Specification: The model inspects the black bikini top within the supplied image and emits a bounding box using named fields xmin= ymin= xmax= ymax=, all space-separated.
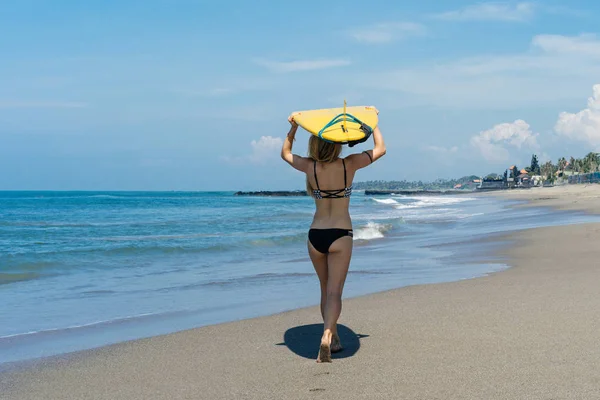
xmin=312 ymin=159 xmax=352 ymax=199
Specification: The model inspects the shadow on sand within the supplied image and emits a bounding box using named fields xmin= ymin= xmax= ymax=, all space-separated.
xmin=277 ymin=324 xmax=369 ymax=360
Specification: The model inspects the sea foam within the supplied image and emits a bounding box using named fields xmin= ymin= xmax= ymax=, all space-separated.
xmin=354 ymin=222 xmax=393 ymax=241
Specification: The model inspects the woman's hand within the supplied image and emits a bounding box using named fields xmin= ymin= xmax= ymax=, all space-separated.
xmin=281 ymin=112 xmax=311 ymax=173
xmin=288 ymin=113 xmax=299 ymax=128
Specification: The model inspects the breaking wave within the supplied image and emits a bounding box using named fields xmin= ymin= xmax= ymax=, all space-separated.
xmin=371 ymin=198 xmax=399 ymax=205
xmin=394 ymin=196 xmax=476 ymax=209
xmin=353 ymin=222 xmax=393 ymax=241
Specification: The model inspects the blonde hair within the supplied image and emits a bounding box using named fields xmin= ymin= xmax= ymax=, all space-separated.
xmin=306 ymin=136 xmax=342 ymax=195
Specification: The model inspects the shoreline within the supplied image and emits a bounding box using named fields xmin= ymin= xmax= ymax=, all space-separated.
xmin=2 ymin=193 xmax=590 ymax=367
xmin=478 ymin=183 xmax=600 ymax=214
xmin=3 ymin=185 xmax=600 ymax=399
xmin=0 ymin=193 xmax=524 ymax=365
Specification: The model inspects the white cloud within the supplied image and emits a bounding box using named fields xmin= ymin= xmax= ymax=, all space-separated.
xmin=421 ymin=85 xmax=600 ymax=168
xmin=555 ymin=84 xmax=600 ymax=149
xmin=362 ymin=34 xmax=600 ymax=109
xmin=249 ymin=136 xmax=283 ymax=163
xmin=350 ymin=22 xmax=426 ymax=44
xmin=470 ymin=120 xmax=539 ymax=162
xmin=532 ymin=34 xmax=600 ymax=57
xmin=221 ymin=136 xmax=283 ymax=165
xmin=432 ymin=2 xmax=535 ymax=22
xmin=253 ymin=58 xmax=351 ymax=73
xmin=0 ymin=101 xmax=87 ymax=109
xmin=425 ymin=145 xmax=459 ymax=153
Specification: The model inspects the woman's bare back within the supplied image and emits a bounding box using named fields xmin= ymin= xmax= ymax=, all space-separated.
xmin=308 ymin=158 xmax=355 ymax=229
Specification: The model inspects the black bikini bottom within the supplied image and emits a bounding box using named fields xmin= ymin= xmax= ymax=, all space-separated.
xmin=308 ymin=228 xmax=353 ymax=254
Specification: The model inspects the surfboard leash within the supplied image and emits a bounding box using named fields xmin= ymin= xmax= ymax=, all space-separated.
xmin=317 ymin=113 xmax=374 ymax=146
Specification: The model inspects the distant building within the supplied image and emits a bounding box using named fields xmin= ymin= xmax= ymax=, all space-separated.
xmin=517 ymin=172 xmax=530 ymax=187
xmin=506 ymin=166 xmax=519 ymax=188
xmin=530 ymin=175 xmax=543 ymax=186
xmin=477 ymin=177 xmax=506 ymax=191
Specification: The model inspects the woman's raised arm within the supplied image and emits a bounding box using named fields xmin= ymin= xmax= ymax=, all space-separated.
xmin=346 ymin=125 xmax=387 ymax=171
xmin=280 ymin=114 xmax=311 ymax=173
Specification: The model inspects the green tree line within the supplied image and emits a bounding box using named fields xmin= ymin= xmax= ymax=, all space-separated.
xmin=353 ymin=176 xmax=480 ymax=190
xmin=526 ymin=152 xmax=600 ymax=181
xmin=354 ymin=151 xmax=600 ymax=190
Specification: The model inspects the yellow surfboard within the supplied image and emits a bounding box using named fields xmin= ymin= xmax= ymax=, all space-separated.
xmin=292 ymin=104 xmax=378 ymax=145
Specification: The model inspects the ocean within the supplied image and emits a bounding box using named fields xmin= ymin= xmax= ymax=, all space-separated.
xmin=1 ymin=190 xmax=597 ymax=365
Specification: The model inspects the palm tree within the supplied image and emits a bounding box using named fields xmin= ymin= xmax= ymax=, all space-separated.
xmin=541 ymin=161 xmax=552 ymax=180
xmin=558 ymin=157 xmax=567 ymax=172
xmin=583 ymin=152 xmax=600 ymax=172
xmin=573 ymin=158 xmax=582 ymax=173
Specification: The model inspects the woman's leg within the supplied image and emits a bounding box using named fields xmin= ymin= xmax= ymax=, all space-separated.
xmin=308 ymin=239 xmax=343 ymax=354
xmin=318 ymin=236 xmax=353 ymax=362
xmin=308 ymin=240 xmax=328 ymax=321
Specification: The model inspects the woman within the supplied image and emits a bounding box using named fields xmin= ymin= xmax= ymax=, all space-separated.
xmin=280 ymin=110 xmax=386 ymax=363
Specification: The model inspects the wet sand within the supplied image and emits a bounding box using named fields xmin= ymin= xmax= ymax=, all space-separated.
xmin=3 ymin=184 xmax=600 ymax=399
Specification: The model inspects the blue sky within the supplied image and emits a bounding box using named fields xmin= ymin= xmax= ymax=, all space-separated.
xmin=2 ymin=0 xmax=600 ymax=190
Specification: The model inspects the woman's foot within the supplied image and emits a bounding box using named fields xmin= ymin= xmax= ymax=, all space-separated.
xmin=316 ymin=331 xmax=333 ymax=363
xmin=331 ymin=333 xmax=343 ymax=353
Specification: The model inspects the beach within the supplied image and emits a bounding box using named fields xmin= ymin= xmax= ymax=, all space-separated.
xmin=486 ymin=183 xmax=600 ymax=213
xmin=3 ymin=184 xmax=600 ymax=399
